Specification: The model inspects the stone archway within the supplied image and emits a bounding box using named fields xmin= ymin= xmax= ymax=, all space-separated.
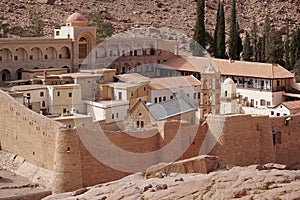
xmin=1 ymin=69 xmax=11 ymax=81
xmin=0 ymin=48 xmax=12 ymax=62
xmin=15 ymin=68 xmax=23 ymax=80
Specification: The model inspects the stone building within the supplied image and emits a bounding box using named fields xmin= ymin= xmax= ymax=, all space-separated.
xmin=0 ymin=12 xmax=178 ymax=82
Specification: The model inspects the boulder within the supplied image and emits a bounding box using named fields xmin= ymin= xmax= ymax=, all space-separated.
xmin=145 ymin=155 xmax=220 ymax=179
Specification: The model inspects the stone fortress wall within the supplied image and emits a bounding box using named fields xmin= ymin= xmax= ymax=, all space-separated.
xmin=1 ymin=89 xmax=300 ymax=194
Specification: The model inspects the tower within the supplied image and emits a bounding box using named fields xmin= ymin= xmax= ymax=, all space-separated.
xmin=54 ymin=13 xmax=97 ymax=72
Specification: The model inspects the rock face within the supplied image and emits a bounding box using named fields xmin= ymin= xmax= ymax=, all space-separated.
xmin=145 ymin=155 xmax=220 ymax=179
xmin=44 ymin=162 xmax=300 ymax=200
xmin=0 ymin=0 xmax=299 ymax=38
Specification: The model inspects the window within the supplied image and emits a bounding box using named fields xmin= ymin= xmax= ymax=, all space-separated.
xmin=30 ymin=55 xmax=33 ymax=60
xmin=118 ymin=92 xmax=122 ymax=100
xmin=194 ymin=93 xmax=196 ymax=99
xmin=40 ymin=92 xmax=44 ymax=97
xmin=154 ymin=97 xmax=158 ymax=103
xmin=57 ymin=91 xmax=60 ymax=96
xmin=267 ymin=101 xmax=271 ymax=106
xmin=139 ymin=113 xmax=142 ymax=116
xmin=69 ymin=92 xmax=72 ymax=97
xmin=277 ymin=113 xmax=280 ymax=116
xmin=260 ymin=99 xmax=266 ymax=106
xmin=225 ymin=91 xmax=228 ymax=97
xmin=159 ymin=97 xmax=162 ymax=102
xmin=27 ymin=93 xmax=30 ymax=97
xmin=116 ymin=113 xmax=119 ymax=118
xmin=131 ymin=91 xmax=134 ymax=96
xmin=63 ymin=108 xmax=66 ymax=113
xmin=14 ymin=56 xmax=18 ymax=61
xmin=144 ymin=87 xmax=146 ymax=91
xmin=137 ymin=121 xmax=140 ymax=128
xmin=141 ymin=121 xmax=144 ymax=128
xmin=277 ymin=80 xmax=280 ymax=87
xmin=56 ymin=31 xmax=60 ymax=36
xmin=163 ymin=96 xmax=166 ymax=101
xmin=198 ymin=92 xmax=200 ymax=99
xmin=170 ymin=95 xmax=173 ymax=100
xmin=273 ymin=131 xmax=282 ymax=145
xmin=0 ymin=56 xmax=2 ymax=61
xmin=271 ymin=111 xmax=274 ymax=115
xmin=59 ymin=54 xmax=62 ymax=59
xmin=44 ymin=55 xmax=48 ymax=59
xmin=112 ymin=113 xmax=114 ymax=119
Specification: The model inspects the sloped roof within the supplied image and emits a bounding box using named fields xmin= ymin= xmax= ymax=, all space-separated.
xmin=280 ymin=101 xmax=300 ymax=110
xmin=147 ymin=97 xmax=196 ymax=120
xmin=214 ymin=59 xmax=294 ymax=79
xmin=163 ymin=55 xmax=213 ymax=72
xmin=115 ymin=73 xmax=150 ymax=83
xmin=149 ymin=75 xmax=201 ymax=90
xmin=163 ymin=56 xmax=294 ymax=79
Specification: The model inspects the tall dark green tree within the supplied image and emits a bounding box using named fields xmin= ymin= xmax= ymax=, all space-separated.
xmin=242 ymin=31 xmax=252 ymax=61
xmin=262 ymin=13 xmax=271 ymax=61
xmin=251 ymin=17 xmax=258 ymax=61
xmin=257 ymin=37 xmax=264 ymax=62
xmin=265 ymin=28 xmax=284 ymax=64
xmin=284 ymin=23 xmax=291 ymax=70
xmin=228 ymin=0 xmax=242 ymax=60
xmin=190 ymin=0 xmax=206 ymax=56
xmin=289 ymin=28 xmax=300 ymax=69
xmin=213 ymin=0 xmax=226 ymax=58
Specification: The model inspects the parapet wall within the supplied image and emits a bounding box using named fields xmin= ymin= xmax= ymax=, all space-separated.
xmin=207 ymin=114 xmax=300 ymax=167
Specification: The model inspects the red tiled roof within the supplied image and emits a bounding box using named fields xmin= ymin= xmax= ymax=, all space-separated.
xmin=281 ymin=101 xmax=300 ymax=110
xmin=214 ymin=59 xmax=294 ymax=79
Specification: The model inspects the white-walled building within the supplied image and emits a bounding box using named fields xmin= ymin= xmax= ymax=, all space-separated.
xmin=148 ymin=75 xmax=201 ymax=107
xmin=220 ymin=78 xmax=239 ymax=114
xmin=271 ymin=101 xmax=300 ymax=117
xmin=215 ymin=59 xmax=295 ymax=110
xmin=84 ymin=100 xmax=129 ymax=124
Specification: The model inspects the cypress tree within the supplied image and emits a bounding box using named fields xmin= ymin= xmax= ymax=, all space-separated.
xmin=214 ymin=0 xmax=226 ymax=58
xmin=262 ymin=13 xmax=271 ymax=61
xmin=289 ymin=28 xmax=300 ymax=69
xmin=257 ymin=37 xmax=264 ymax=62
xmin=236 ymin=22 xmax=243 ymax=59
xmin=191 ymin=0 xmax=206 ymax=56
xmin=284 ymin=23 xmax=291 ymax=70
xmin=265 ymin=28 xmax=284 ymax=64
xmin=228 ymin=0 xmax=241 ymax=60
xmin=251 ymin=17 xmax=258 ymax=61
xmin=242 ymin=31 xmax=252 ymax=61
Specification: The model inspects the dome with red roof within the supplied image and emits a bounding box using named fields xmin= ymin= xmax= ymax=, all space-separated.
xmin=66 ymin=12 xmax=87 ymax=22
xmin=66 ymin=12 xmax=88 ymax=27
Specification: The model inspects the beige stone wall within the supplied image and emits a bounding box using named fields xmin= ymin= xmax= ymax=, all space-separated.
xmin=0 ymin=89 xmax=59 ymax=170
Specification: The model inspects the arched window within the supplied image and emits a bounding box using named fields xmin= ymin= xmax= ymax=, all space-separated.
xmin=136 ymin=121 xmax=140 ymax=128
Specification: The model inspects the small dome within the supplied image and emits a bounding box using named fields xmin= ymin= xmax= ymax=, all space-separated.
xmin=224 ymin=78 xmax=234 ymax=85
xmin=66 ymin=12 xmax=87 ymax=22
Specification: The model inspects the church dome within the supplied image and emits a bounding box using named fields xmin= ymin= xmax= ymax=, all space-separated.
xmin=224 ymin=78 xmax=234 ymax=85
xmin=66 ymin=12 xmax=87 ymax=23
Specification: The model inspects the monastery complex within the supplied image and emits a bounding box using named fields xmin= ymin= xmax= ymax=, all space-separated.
xmin=0 ymin=13 xmax=300 ymax=194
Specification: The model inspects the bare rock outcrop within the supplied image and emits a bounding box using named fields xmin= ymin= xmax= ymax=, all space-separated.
xmin=43 ymin=159 xmax=300 ymax=200
xmin=145 ymin=155 xmax=220 ymax=179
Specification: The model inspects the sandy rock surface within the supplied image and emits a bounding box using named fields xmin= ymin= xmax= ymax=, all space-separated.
xmin=44 ymin=164 xmax=300 ymax=200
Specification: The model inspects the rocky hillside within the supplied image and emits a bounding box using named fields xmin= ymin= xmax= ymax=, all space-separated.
xmin=44 ymin=164 xmax=300 ymax=200
xmin=0 ymin=0 xmax=299 ymax=38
